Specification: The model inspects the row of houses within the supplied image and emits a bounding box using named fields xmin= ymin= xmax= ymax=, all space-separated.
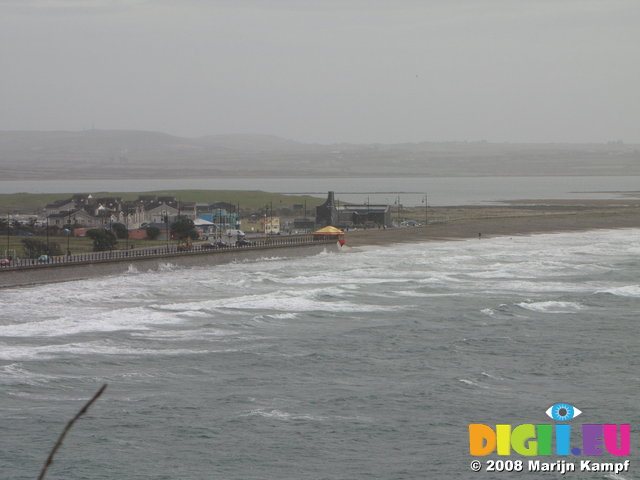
xmin=42 ymin=191 xmax=391 ymax=236
xmin=44 ymin=194 xmax=240 ymax=232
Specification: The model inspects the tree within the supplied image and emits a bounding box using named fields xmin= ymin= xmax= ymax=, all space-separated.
xmin=21 ymin=238 xmax=62 ymax=258
xmin=170 ymin=216 xmax=198 ymax=240
xmin=87 ymin=229 xmax=117 ymax=251
xmin=145 ymin=226 xmax=160 ymax=240
xmin=111 ymin=222 xmax=128 ymax=239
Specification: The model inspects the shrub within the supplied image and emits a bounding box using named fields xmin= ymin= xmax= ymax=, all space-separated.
xmin=145 ymin=226 xmax=160 ymax=240
xmin=21 ymin=238 xmax=62 ymax=258
xmin=87 ymin=229 xmax=118 ymax=251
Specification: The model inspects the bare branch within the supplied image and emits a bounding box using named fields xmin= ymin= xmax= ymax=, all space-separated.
xmin=38 ymin=384 xmax=108 ymax=480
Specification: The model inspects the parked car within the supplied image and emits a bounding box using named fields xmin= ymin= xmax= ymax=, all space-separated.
xmin=236 ymin=239 xmax=253 ymax=247
xmin=0 ymin=258 xmax=10 ymax=266
xmin=201 ymin=242 xmax=217 ymax=250
xmin=213 ymin=241 xmax=230 ymax=248
xmin=37 ymin=255 xmax=49 ymax=263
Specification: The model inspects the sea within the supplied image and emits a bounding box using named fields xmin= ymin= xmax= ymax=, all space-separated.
xmin=1 ymin=228 xmax=639 ymax=479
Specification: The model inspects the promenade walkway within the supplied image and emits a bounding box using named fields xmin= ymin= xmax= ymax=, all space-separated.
xmin=0 ymin=234 xmax=329 ymax=272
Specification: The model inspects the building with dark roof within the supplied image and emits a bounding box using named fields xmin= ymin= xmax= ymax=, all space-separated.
xmin=315 ymin=191 xmax=391 ymax=228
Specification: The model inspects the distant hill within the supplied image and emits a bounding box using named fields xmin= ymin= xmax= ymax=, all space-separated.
xmin=0 ymin=130 xmax=638 ymax=180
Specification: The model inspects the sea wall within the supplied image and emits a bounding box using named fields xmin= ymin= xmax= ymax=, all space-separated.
xmin=0 ymin=241 xmax=337 ymax=289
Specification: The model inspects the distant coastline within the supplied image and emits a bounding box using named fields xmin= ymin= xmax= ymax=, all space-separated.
xmin=1 ymin=130 xmax=639 ymax=181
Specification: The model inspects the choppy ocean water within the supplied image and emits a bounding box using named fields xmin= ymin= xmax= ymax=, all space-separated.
xmin=1 ymin=229 xmax=639 ymax=479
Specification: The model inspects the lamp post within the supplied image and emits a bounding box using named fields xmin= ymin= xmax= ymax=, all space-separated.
xmin=264 ymin=204 xmax=268 ymax=235
xmin=423 ymin=194 xmax=428 ymax=226
xmin=6 ymin=213 xmax=9 ymax=258
xmin=125 ymin=207 xmax=129 ymax=250
xmin=163 ymin=210 xmax=169 ymax=248
xmin=5 ymin=213 xmax=10 ymax=259
xmin=66 ymin=210 xmax=72 ymax=256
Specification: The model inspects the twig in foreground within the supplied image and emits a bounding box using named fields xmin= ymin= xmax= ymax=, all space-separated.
xmin=38 ymin=383 xmax=108 ymax=480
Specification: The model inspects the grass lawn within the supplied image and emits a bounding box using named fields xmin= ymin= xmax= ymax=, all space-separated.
xmin=0 ymin=190 xmax=324 ymax=214
xmin=2 ymin=234 xmax=171 ymax=258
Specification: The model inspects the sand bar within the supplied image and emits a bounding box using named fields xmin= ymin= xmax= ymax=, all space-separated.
xmin=346 ymin=200 xmax=640 ymax=246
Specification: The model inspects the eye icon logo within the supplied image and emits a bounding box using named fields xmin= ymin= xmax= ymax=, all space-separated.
xmin=545 ymin=403 xmax=582 ymax=421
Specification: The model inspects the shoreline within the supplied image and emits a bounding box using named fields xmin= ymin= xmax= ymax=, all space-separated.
xmin=0 ymin=241 xmax=336 ymax=289
xmin=345 ymin=209 xmax=640 ymax=246
xmin=2 ymin=200 xmax=639 ymax=287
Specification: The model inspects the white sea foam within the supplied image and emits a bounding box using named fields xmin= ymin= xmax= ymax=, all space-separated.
xmin=243 ymin=409 xmax=322 ymax=421
xmin=156 ymin=289 xmax=392 ymax=313
xmin=458 ymin=379 xmax=477 ymax=386
xmin=265 ymin=313 xmax=298 ymax=320
xmin=516 ymin=301 xmax=584 ymax=313
xmin=0 ymin=306 xmax=181 ymax=338
xmin=597 ymin=285 xmax=640 ymax=298
xmin=0 ymin=340 xmax=212 ymax=361
xmin=129 ymin=327 xmax=238 ymax=340
xmin=392 ymin=290 xmax=460 ymax=298
xmin=604 ymin=474 xmax=633 ymax=480
xmin=458 ymin=378 xmax=489 ymax=389
xmin=0 ymin=363 xmax=59 ymax=385
xmin=256 ymin=256 xmax=287 ymax=262
xmin=157 ymin=262 xmax=178 ymax=272
xmin=126 ymin=264 xmax=140 ymax=274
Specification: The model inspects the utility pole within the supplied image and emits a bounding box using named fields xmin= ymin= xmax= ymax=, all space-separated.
xmin=264 ymin=205 xmax=267 ymax=234
xmin=424 ymin=194 xmax=428 ymax=226
xmin=6 ymin=213 xmax=10 ymax=258
xmin=163 ymin=210 xmax=169 ymax=248
xmin=66 ymin=210 xmax=71 ymax=256
xmin=125 ymin=206 xmax=129 ymax=250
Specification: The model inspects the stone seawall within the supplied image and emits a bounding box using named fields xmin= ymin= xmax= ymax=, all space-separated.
xmin=0 ymin=241 xmax=337 ymax=289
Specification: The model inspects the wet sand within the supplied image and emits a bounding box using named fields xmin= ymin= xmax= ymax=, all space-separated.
xmin=345 ymin=200 xmax=640 ymax=246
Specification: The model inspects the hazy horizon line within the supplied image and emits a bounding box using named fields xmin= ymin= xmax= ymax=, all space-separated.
xmin=0 ymin=128 xmax=636 ymax=147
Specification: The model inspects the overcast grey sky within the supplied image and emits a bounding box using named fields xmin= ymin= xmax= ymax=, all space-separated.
xmin=1 ymin=0 xmax=638 ymax=144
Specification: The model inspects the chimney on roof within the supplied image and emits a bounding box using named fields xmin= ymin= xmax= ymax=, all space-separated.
xmin=327 ymin=191 xmax=335 ymax=206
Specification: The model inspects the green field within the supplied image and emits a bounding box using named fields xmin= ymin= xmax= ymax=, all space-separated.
xmin=1 ymin=234 xmax=172 ymax=258
xmin=0 ymin=190 xmax=325 ymax=214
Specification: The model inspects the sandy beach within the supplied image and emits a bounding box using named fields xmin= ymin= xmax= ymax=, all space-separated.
xmin=345 ymin=199 xmax=640 ymax=246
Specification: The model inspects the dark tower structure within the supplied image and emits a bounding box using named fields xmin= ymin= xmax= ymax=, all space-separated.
xmin=315 ymin=191 xmax=338 ymax=227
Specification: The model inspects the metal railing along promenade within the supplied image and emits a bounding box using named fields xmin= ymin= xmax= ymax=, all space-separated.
xmin=0 ymin=234 xmax=334 ymax=271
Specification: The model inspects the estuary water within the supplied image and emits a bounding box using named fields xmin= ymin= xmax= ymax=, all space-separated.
xmin=1 ymin=175 xmax=640 ymax=206
xmin=1 ymin=229 xmax=639 ymax=479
